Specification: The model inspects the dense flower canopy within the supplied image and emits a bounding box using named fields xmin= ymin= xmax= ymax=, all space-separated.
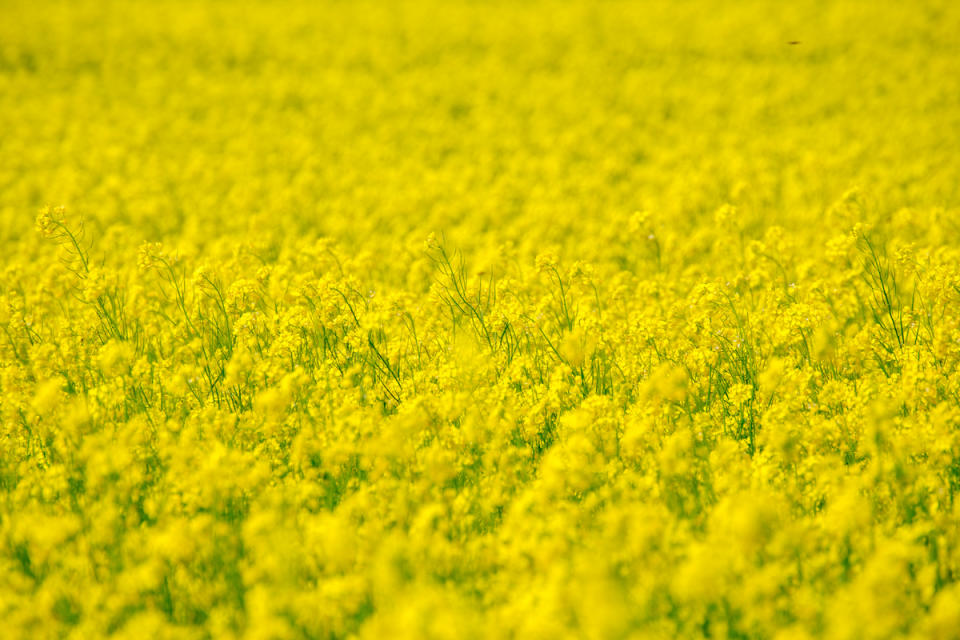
xmin=2 ymin=0 xmax=960 ymax=638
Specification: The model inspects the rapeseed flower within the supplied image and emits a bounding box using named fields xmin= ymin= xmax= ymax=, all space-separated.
xmin=3 ymin=0 xmax=960 ymax=638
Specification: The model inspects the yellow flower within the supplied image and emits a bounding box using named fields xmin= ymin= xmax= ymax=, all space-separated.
xmin=35 ymin=205 xmax=64 ymax=238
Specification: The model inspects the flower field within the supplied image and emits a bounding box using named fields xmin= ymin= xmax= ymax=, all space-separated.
xmin=3 ymin=0 xmax=960 ymax=637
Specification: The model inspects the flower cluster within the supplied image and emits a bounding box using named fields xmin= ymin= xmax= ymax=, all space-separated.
xmin=2 ymin=1 xmax=960 ymax=638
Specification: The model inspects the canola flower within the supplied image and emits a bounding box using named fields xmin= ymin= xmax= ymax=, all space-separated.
xmin=2 ymin=0 xmax=960 ymax=638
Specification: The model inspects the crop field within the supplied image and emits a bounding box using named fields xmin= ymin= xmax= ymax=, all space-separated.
xmin=3 ymin=0 xmax=960 ymax=638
